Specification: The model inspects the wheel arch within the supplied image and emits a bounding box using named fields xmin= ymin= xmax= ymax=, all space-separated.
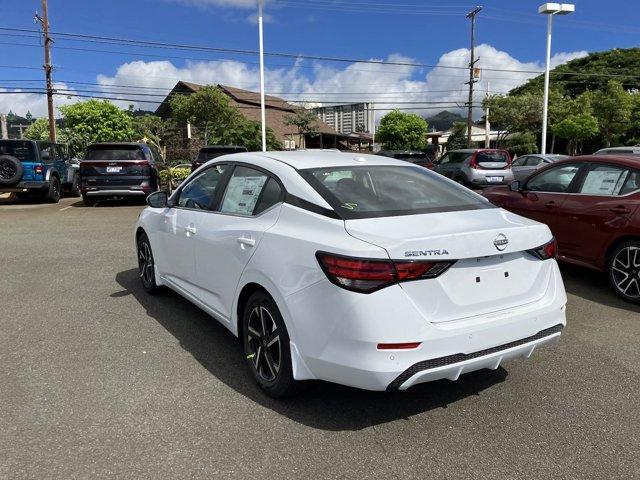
xmin=235 ymin=282 xmax=273 ymax=339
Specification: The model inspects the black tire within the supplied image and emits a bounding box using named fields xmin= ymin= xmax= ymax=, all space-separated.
xmin=607 ymin=240 xmax=640 ymax=304
xmin=137 ymin=233 xmax=161 ymax=295
xmin=242 ymin=291 xmax=298 ymax=398
xmin=69 ymin=174 xmax=81 ymax=197
xmin=82 ymin=194 xmax=96 ymax=207
xmin=0 ymin=155 xmax=23 ymax=186
xmin=43 ymin=176 xmax=61 ymax=203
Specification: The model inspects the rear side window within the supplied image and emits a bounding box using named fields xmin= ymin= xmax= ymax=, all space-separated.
xmin=0 ymin=141 xmax=35 ymax=161
xmin=439 ymin=152 xmax=470 ymax=164
xmin=300 ymin=165 xmax=493 ymax=219
xmin=254 ymin=178 xmax=283 ymax=215
xmin=178 ymin=164 xmax=227 ymax=210
xmin=526 ymin=163 xmax=580 ymax=193
xmin=85 ymin=147 xmax=145 ymax=161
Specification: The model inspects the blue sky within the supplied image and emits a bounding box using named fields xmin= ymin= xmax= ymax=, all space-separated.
xmin=1 ymin=0 xmax=639 ymax=118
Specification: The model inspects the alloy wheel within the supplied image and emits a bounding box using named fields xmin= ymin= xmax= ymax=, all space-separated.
xmin=611 ymin=246 xmax=640 ymax=300
xmin=246 ymin=305 xmax=281 ymax=382
xmin=138 ymin=240 xmax=154 ymax=288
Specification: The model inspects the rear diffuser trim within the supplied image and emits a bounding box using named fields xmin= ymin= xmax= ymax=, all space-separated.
xmin=386 ymin=324 xmax=564 ymax=391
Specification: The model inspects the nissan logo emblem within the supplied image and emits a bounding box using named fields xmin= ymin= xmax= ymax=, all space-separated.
xmin=494 ymin=233 xmax=509 ymax=251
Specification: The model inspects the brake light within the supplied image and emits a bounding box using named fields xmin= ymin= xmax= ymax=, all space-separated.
xmin=527 ymin=238 xmax=557 ymax=260
xmin=470 ymin=153 xmax=479 ymax=169
xmin=34 ymin=165 xmax=43 ymax=174
xmin=377 ymin=342 xmax=421 ymax=350
xmin=316 ymin=252 xmax=454 ymax=293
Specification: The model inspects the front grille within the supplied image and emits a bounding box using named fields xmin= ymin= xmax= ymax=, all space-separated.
xmin=386 ymin=324 xmax=564 ymax=391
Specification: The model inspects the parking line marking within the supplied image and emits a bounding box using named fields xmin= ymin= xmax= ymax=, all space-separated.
xmin=59 ymin=205 xmax=73 ymax=212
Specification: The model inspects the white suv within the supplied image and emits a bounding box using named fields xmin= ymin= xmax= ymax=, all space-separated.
xmin=135 ymin=151 xmax=567 ymax=397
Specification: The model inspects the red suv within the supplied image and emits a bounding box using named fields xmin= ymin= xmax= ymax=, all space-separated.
xmin=484 ymin=155 xmax=640 ymax=304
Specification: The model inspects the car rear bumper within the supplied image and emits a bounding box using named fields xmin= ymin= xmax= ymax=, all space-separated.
xmin=0 ymin=181 xmax=50 ymax=193
xmin=285 ymin=260 xmax=567 ymax=391
xmin=82 ymin=187 xmax=150 ymax=197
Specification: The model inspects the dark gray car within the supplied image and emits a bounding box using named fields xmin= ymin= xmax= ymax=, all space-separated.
xmin=511 ymin=154 xmax=569 ymax=181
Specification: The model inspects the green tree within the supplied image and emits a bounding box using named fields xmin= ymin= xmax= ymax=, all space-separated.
xmin=446 ymin=122 xmax=467 ymax=150
xmin=552 ymin=114 xmax=599 ymax=155
xmin=504 ymin=132 xmax=539 ymax=157
xmin=283 ymin=108 xmax=320 ymax=147
xmin=24 ymin=118 xmax=51 ymax=141
xmin=59 ymin=100 xmax=135 ymax=156
xmin=375 ymin=110 xmax=428 ymax=150
xmin=591 ymin=80 xmax=632 ymax=147
xmin=170 ymin=86 xmax=281 ymax=150
xmin=483 ymin=93 xmax=543 ymax=143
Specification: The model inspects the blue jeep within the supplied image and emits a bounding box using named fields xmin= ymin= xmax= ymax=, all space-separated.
xmin=0 ymin=139 xmax=80 ymax=203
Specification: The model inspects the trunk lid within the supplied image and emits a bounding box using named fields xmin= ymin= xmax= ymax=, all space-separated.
xmin=344 ymin=208 xmax=555 ymax=323
xmin=80 ymin=160 xmax=151 ymax=177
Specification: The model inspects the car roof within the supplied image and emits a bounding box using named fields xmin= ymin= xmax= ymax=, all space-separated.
xmin=87 ymin=142 xmax=146 ymax=148
xmin=595 ymin=146 xmax=640 ymax=154
xmin=553 ymin=154 xmax=640 ymax=169
xmin=225 ymin=150 xmax=411 ymax=169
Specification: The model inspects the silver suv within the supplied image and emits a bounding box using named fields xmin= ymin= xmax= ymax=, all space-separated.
xmin=434 ymin=149 xmax=514 ymax=188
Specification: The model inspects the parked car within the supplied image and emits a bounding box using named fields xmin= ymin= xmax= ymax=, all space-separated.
xmin=79 ymin=142 xmax=161 ymax=206
xmin=0 ymin=139 xmax=80 ymax=203
xmin=433 ymin=148 xmax=513 ymax=187
xmin=483 ymin=155 xmax=640 ymax=304
xmin=192 ymin=145 xmax=248 ymax=171
xmin=135 ymin=150 xmax=566 ymax=397
xmin=594 ymin=146 xmax=640 ymax=156
xmin=511 ymin=154 xmax=569 ymax=181
xmin=376 ymin=150 xmax=434 ymax=169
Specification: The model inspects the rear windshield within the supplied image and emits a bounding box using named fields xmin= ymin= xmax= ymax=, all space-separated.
xmin=476 ymin=151 xmax=510 ymax=164
xmin=0 ymin=141 xmax=36 ymax=162
xmin=85 ymin=146 xmax=145 ymax=161
xmin=197 ymin=148 xmax=246 ymax=162
xmin=394 ymin=153 xmax=429 ymax=161
xmin=300 ymin=165 xmax=494 ymax=219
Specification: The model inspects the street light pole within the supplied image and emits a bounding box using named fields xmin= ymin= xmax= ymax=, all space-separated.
xmin=538 ymin=3 xmax=574 ymax=154
xmin=540 ymin=13 xmax=553 ymax=155
xmin=257 ymin=0 xmax=267 ymax=152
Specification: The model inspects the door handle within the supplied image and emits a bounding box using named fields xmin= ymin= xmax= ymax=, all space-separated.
xmin=610 ymin=206 xmax=631 ymax=215
xmin=237 ymin=237 xmax=256 ymax=248
xmin=544 ymin=201 xmax=557 ymax=209
xmin=184 ymin=225 xmax=197 ymax=237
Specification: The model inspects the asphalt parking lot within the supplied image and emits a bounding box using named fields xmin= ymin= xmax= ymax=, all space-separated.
xmin=1 ymin=196 xmax=639 ymax=479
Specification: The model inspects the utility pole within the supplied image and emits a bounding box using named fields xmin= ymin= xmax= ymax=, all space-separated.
xmin=35 ymin=0 xmax=56 ymax=142
xmin=484 ymin=81 xmax=490 ymax=148
xmin=465 ymin=6 xmax=482 ymax=148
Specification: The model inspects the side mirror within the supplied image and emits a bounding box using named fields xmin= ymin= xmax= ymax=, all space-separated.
xmin=147 ymin=190 xmax=168 ymax=208
xmin=509 ymin=180 xmax=521 ymax=192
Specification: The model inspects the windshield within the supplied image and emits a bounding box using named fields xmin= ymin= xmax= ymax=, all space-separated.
xmin=476 ymin=151 xmax=510 ymax=164
xmin=85 ymin=147 xmax=145 ymax=161
xmin=0 ymin=141 xmax=36 ymax=162
xmin=300 ymin=165 xmax=493 ymax=219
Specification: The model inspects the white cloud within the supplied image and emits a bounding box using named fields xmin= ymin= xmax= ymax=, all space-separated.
xmin=0 ymin=82 xmax=79 ymax=118
xmin=3 ymin=45 xmax=588 ymax=123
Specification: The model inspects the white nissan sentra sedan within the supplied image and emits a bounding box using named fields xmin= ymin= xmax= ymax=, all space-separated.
xmin=135 ymin=151 xmax=567 ymax=397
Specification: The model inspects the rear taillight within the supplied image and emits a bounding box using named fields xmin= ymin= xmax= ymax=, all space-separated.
xmin=316 ymin=252 xmax=454 ymax=293
xmin=34 ymin=165 xmax=43 ymax=174
xmin=527 ymin=238 xmax=557 ymax=260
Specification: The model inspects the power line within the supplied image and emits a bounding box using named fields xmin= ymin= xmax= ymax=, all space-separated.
xmin=3 ymin=26 xmax=637 ymax=79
